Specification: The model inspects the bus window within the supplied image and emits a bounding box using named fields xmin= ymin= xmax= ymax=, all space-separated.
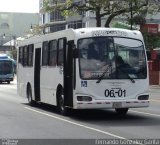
xmin=57 ymin=38 xmax=66 ymax=66
xmin=87 ymin=43 xmax=100 ymax=60
xmin=114 ymin=38 xmax=147 ymax=79
xmin=48 ymin=40 xmax=57 ymax=66
xmin=42 ymin=41 xmax=49 ymax=66
xmin=78 ymin=37 xmax=113 ymax=79
xmin=19 ymin=47 xmax=24 ymax=65
xmin=78 ymin=37 xmax=146 ymax=80
xmin=23 ymin=46 xmax=28 ymax=66
xmin=28 ymin=44 xmax=34 ymax=66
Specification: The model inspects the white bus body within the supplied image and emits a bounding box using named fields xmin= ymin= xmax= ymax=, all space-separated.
xmin=17 ymin=28 xmax=149 ymax=115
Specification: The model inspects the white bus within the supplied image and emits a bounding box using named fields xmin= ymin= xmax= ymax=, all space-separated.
xmin=17 ymin=28 xmax=149 ymax=115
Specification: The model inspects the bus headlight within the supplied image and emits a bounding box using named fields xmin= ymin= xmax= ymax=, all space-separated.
xmin=77 ymin=96 xmax=92 ymax=102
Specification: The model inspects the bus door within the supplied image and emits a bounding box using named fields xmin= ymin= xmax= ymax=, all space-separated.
xmin=58 ymin=38 xmax=74 ymax=107
xmin=34 ymin=48 xmax=41 ymax=101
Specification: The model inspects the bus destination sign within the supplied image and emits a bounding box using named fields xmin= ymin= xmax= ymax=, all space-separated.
xmin=92 ymin=30 xmax=128 ymax=37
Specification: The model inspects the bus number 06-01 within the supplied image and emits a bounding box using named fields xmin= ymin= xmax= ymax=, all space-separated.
xmin=104 ymin=89 xmax=126 ymax=97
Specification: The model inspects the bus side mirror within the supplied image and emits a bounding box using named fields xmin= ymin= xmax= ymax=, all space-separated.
xmin=73 ymin=49 xmax=79 ymax=58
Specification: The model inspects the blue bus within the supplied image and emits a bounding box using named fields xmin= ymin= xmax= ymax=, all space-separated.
xmin=0 ymin=54 xmax=14 ymax=84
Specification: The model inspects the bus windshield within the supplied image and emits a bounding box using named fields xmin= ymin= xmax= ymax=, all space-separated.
xmin=78 ymin=37 xmax=147 ymax=80
xmin=0 ymin=60 xmax=13 ymax=75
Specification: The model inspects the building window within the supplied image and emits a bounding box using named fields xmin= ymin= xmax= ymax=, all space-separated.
xmin=50 ymin=10 xmax=65 ymax=22
xmin=50 ymin=0 xmax=66 ymax=5
xmin=68 ymin=20 xmax=85 ymax=29
xmin=42 ymin=14 xmax=45 ymax=24
xmin=50 ymin=24 xmax=66 ymax=32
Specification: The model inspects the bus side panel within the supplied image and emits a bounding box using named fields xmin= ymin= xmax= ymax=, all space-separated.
xmin=17 ymin=65 xmax=34 ymax=98
xmin=40 ymin=67 xmax=63 ymax=105
xmin=17 ymin=64 xmax=25 ymax=98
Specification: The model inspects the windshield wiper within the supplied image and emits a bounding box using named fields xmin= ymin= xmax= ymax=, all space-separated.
xmin=127 ymin=74 xmax=135 ymax=83
xmin=96 ymin=64 xmax=135 ymax=84
xmin=117 ymin=67 xmax=135 ymax=83
xmin=96 ymin=64 xmax=112 ymax=84
xmin=125 ymin=73 xmax=135 ymax=83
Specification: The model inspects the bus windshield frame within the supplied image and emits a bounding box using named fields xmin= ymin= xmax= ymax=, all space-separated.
xmin=78 ymin=36 xmax=147 ymax=80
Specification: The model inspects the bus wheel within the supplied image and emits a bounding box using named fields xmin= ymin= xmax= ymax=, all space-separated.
xmin=7 ymin=81 xmax=10 ymax=84
xmin=115 ymin=108 xmax=128 ymax=115
xmin=57 ymin=88 xmax=70 ymax=116
xmin=27 ymin=86 xmax=35 ymax=106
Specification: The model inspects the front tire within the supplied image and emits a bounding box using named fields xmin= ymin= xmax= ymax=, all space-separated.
xmin=57 ymin=88 xmax=70 ymax=116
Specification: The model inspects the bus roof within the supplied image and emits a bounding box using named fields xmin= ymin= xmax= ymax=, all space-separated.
xmin=77 ymin=28 xmax=142 ymax=39
xmin=0 ymin=54 xmax=15 ymax=62
xmin=18 ymin=27 xmax=144 ymax=47
xmin=0 ymin=54 xmax=9 ymax=59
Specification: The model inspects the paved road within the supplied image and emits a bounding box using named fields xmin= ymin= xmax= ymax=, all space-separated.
xmin=0 ymin=80 xmax=160 ymax=145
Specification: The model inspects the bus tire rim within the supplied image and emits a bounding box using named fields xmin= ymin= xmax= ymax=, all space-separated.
xmin=57 ymin=88 xmax=65 ymax=113
xmin=59 ymin=94 xmax=64 ymax=112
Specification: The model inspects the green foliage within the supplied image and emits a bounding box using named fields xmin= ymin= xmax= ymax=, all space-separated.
xmin=31 ymin=25 xmax=43 ymax=35
xmin=144 ymin=35 xmax=160 ymax=49
xmin=43 ymin=0 xmax=160 ymax=27
xmin=43 ymin=0 xmax=54 ymax=12
xmin=61 ymin=0 xmax=80 ymax=17
xmin=43 ymin=0 xmax=79 ymax=18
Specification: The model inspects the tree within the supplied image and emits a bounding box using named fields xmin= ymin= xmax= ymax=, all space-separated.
xmin=30 ymin=24 xmax=43 ymax=35
xmin=43 ymin=0 xmax=160 ymax=27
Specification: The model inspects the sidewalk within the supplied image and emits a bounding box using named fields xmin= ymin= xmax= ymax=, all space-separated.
xmin=150 ymin=85 xmax=160 ymax=89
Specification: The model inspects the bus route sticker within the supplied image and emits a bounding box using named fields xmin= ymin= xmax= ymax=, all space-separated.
xmin=81 ymin=81 xmax=87 ymax=87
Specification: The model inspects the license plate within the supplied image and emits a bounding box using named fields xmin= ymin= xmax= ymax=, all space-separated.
xmin=113 ymin=102 xmax=122 ymax=108
xmin=104 ymin=88 xmax=126 ymax=98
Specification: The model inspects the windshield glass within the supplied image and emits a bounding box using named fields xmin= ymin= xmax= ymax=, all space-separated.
xmin=0 ymin=60 xmax=13 ymax=75
xmin=78 ymin=37 xmax=147 ymax=80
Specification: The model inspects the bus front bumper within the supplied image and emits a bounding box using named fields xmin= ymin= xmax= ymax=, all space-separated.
xmin=74 ymin=100 xmax=150 ymax=109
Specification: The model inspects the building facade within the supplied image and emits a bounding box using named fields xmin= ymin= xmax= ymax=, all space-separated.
xmin=39 ymin=0 xmax=160 ymax=34
xmin=0 ymin=12 xmax=39 ymax=46
xmin=39 ymin=0 xmax=109 ymax=33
